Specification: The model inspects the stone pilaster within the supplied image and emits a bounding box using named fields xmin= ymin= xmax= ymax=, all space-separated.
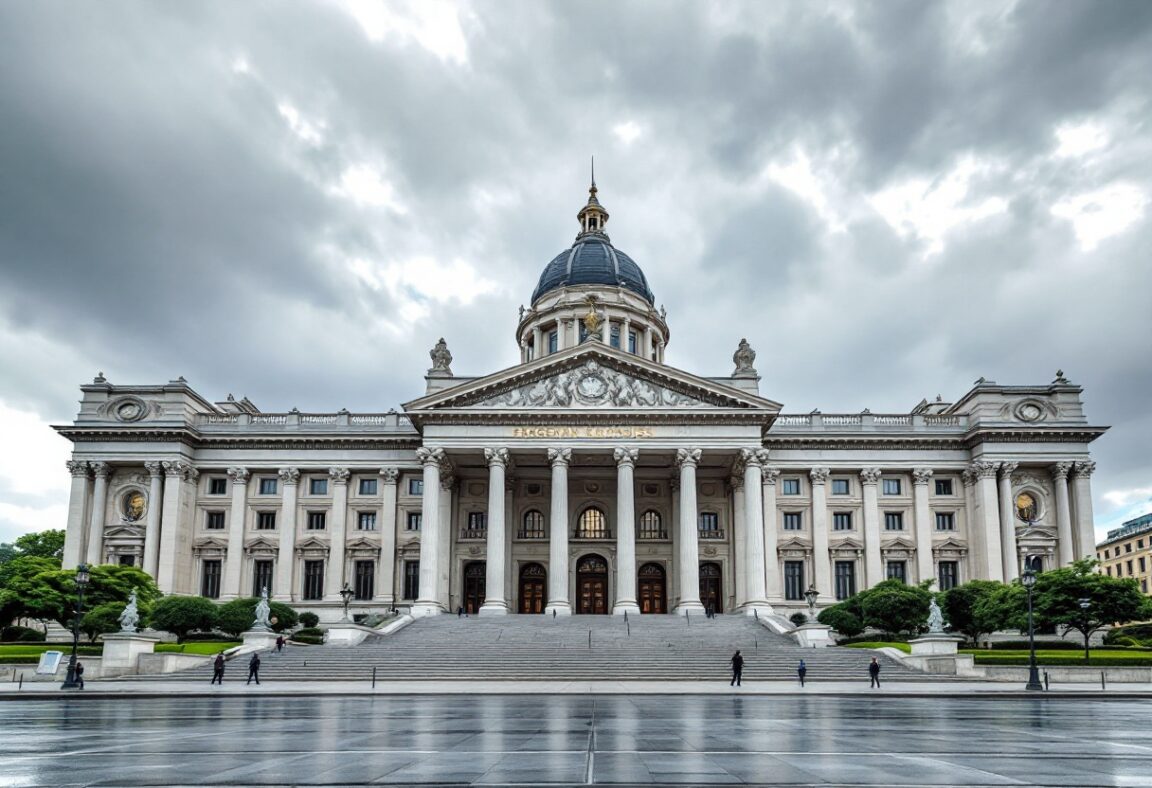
xmin=480 ymin=449 xmax=510 ymax=615
xmin=325 ymin=467 xmax=350 ymax=599
xmin=545 ymin=447 xmax=572 ymax=616
xmin=1052 ymin=461 xmax=1075 ymax=566
xmin=809 ymin=467 xmax=831 ymax=599
xmin=972 ymin=461 xmax=1003 ymax=582
xmin=911 ymin=468 xmax=934 ymax=584
xmin=762 ymin=466 xmax=780 ymax=599
xmin=376 ymin=467 xmax=399 ymax=606
xmin=1072 ymin=461 xmax=1097 ymax=561
xmin=674 ymin=448 xmax=705 ymax=614
xmin=63 ymin=460 xmax=90 ymax=569
xmin=413 ymin=448 xmax=445 ymax=616
xmin=157 ymin=460 xmax=187 ymax=591
xmin=143 ymin=461 xmax=164 ymax=578
xmin=85 ymin=461 xmax=111 ymax=566
xmin=612 ymin=447 xmax=640 ymax=615
xmin=222 ymin=467 xmax=249 ymax=599
xmin=859 ymin=467 xmax=882 ymax=588
xmin=730 ymin=469 xmax=746 ymax=607
xmin=276 ymin=468 xmax=299 ymax=599
xmin=998 ymin=462 xmax=1019 ymax=581
xmin=741 ymin=449 xmax=769 ymax=612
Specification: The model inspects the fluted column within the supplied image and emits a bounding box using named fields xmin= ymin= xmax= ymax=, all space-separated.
xmin=613 ymin=447 xmax=640 ymax=615
xmin=157 ymin=460 xmax=187 ymax=591
xmin=63 ymin=461 xmax=91 ymax=569
xmin=413 ymin=448 xmax=445 ymax=615
xmin=437 ymin=471 xmax=454 ymax=606
xmin=276 ymin=468 xmax=299 ymax=599
xmin=142 ymin=461 xmax=164 ymax=578
xmin=545 ymin=447 xmax=572 ymax=616
xmin=1072 ymin=461 xmax=1097 ymax=560
xmin=674 ymin=448 xmax=705 ymax=614
xmin=481 ymin=449 xmax=510 ymax=615
xmin=222 ymin=467 xmax=249 ymax=598
xmin=860 ymin=467 xmax=882 ymax=588
xmin=325 ymin=467 xmax=350 ymax=599
xmin=961 ymin=469 xmax=978 ymax=581
xmin=1052 ymin=462 xmax=1075 ymax=566
xmin=85 ymin=462 xmax=111 ymax=566
xmin=377 ymin=468 xmax=399 ymax=606
xmin=809 ymin=468 xmax=831 ymax=598
xmin=742 ymin=449 xmax=769 ymax=611
xmin=911 ymin=468 xmax=934 ymax=584
xmin=731 ymin=471 xmax=746 ymax=607
xmin=972 ymin=461 xmax=1003 ymax=582
xmin=762 ymin=467 xmax=780 ymax=599
xmin=998 ymin=462 xmax=1019 ymax=581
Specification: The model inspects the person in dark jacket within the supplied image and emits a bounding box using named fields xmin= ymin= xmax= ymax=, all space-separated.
xmin=275 ymin=636 xmax=284 ymax=654
xmin=730 ymin=650 xmax=744 ymax=687
xmin=247 ymin=652 xmax=261 ymax=685
xmin=211 ymin=654 xmax=225 ymax=684
xmin=868 ymin=657 xmax=881 ymax=688
xmin=797 ymin=659 xmax=807 ymax=687
xmin=75 ymin=661 xmax=85 ymax=690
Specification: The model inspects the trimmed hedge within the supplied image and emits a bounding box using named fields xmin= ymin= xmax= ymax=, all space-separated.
xmin=1 ymin=626 xmax=46 ymax=642
xmin=974 ymin=654 xmax=1152 ymax=666
xmin=988 ymin=640 xmax=1087 ymax=650
xmin=290 ymin=635 xmax=323 ymax=645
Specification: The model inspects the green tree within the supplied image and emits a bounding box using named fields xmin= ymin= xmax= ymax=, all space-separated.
xmin=0 ymin=529 xmax=66 ymax=565
xmin=150 ymin=596 xmax=219 ymax=642
xmin=817 ymin=604 xmax=865 ymax=637
xmin=0 ymin=556 xmax=66 ymax=628
xmin=941 ymin=580 xmax=1020 ymax=646
xmin=1032 ymin=559 xmax=1152 ymax=658
xmin=0 ymin=562 xmax=160 ymax=630
xmin=860 ymin=581 xmax=933 ymax=638
xmin=216 ymin=598 xmax=299 ymax=637
xmin=80 ymin=602 xmax=126 ymax=643
xmin=299 ymin=611 xmax=320 ymax=628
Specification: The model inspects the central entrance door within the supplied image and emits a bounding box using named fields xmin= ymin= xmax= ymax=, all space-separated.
xmin=518 ymin=562 xmax=546 ymax=614
xmin=576 ymin=554 xmax=609 ymax=614
xmin=637 ymin=563 xmax=666 ymax=614
xmin=699 ymin=562 xmax=723 ymax=614
xmin=463 ymin=561 xmax=486 ymax=614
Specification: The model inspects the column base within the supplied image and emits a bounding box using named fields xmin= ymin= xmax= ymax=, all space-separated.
xmin=741 ymin=601 xmax=774 ymax=617
xmin=612 ymin=601 xmax=641 ymax=616
xmin=544 ymin=602 xmax=572 ymax=617
xmin=673 ymin=601 xmax=706 ymax=616
xmin=410 ymin=601 xmax=446 ymax=618
xmin=478 ymin=601 xmax=509 ymax=616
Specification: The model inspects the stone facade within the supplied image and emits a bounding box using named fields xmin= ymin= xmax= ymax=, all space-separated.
xmin=1096 ymin=512 xmax=1152 ymax=594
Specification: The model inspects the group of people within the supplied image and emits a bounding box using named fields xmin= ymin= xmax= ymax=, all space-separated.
xmin=731 ymin=651 xmax=883 ymax=688
xmin=210 ymin=635 xmax=286 ymax=685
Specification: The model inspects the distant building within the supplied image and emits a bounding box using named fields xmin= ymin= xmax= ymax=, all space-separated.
xmin=1096 ymin=513 xmax=1152 ymax=594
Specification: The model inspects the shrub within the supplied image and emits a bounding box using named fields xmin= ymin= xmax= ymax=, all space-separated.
xmin=988 ymin=640 xmax=1085 ymax=650
xmin=818 ymin=604 xmax=864 ymax=637
xmin=81 ymin=603 xmax=126 ymax=643
xmin=1104 ymin=623 xmax=1152 ymax=645
xmin=299 ymin=612 xmax=320 ymax=628
xmin=788 ymin=613 xmax=807 ymax=627
xmin=216 ymin=598 xmax=299 ymax=637
xmin=294 ymin=627 xmax=323 ymax=638
xmin=1 ymin=626 xmax=45 ymax=642
xmin=150 ymin=596 xmax=220 ymax=643
xmin=291 ymin=635 xmax=324 ymax=645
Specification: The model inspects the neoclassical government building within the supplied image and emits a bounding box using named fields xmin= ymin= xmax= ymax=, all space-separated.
xmin=58 ymin=181 xmax=1107 ymax=620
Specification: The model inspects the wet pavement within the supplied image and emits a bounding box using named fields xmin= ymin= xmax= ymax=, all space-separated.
xmin=2 ymin=695 xmax=1150 ymax=785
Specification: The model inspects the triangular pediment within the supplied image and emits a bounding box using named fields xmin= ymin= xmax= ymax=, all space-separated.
xmin=404 ymin=343 xmax=782 ymax=418
xmin=243 ymin=537 xmax=279 ymax=555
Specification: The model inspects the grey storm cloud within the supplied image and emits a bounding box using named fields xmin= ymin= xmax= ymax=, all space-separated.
xmin=1 ymin=0 xmax=1151 ymax=542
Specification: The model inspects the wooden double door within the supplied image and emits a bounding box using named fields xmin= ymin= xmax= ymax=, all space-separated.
xmin=462 ymin=562 xmax=486 ymax=614
xmin=638 ymin=563 xmax=667 ymax=614
xmin=518 ymin=562 xmax=546 ymax=614
xmin=576 ymin=554 xmax=609 ymax=614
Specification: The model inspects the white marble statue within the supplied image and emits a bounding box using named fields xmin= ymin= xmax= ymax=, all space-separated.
xmin=927 ymin=597 xmax=946 ymax=634
xmin=253 ymin=586 xmax=272 ymax=632
xmin=118 ymin=591 xmax=139 ymax=633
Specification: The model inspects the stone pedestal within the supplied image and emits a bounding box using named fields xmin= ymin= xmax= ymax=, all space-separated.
xmin=325 ymin=623 xmax=377 ymax=647
xmin=905 ymin=634 xmax=965 ymax=674
xmin=793 ymin=622 xmax=834 ymax=648
xmin=100 ymin=633 xmax=159 ymax=677
xmin=241 ymin=629 xmax=280 ymax=651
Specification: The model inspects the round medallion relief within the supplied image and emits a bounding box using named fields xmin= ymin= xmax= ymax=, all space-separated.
xmin=111 ymin=396 xmax=149 ymax=423
xmin=1014 ymin=400 xmax=1046 ymax=423
xmin=577 ymin=372 xmax=608 ymax=401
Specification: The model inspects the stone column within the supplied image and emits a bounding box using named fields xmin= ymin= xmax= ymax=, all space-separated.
xmin=85 ymin=462 xmax=111 ymax=566
xmin=413 ymin=448 xmax=445 ymax=616
xmin=325 ymin=467 xmax=350 ymax=599
xmin=63 ymin=461 xmax=90 ymax=569
xmin=157 ymin=460 xmax=187 ymax=591
xmin=532 ymin=327 xmax=543 ymax=358
xmin=437 ymin=472 xmax=454 ymax=606
xmin=669 ymin=476 xmax=680 ymax=602
xmin=1052 ymin=462 xmax=1075 ymax=566
xmin=961 ymin=469 xmax=979 ymax=580
xmin=377 ymin=468 xmax=399 ymax=606
xmin=731 ymin=471 xmax=746 ymax=606
xmin=223 ymin=467 xmax=249 ymax=598
xmin=622 ymin=316 xmax=632 ymax=353
xmin=643 ymin=327 xmax=653 ymax=358
xmin=613 ymin=447 xmax=640 ymax=615
xmin=911 ymin=468 xmax=934 ymax=584
xmin=742 ymin=449 xmax=769 ymax=611
xmin=998 ymin=462 xmax=1019 ymax=582
xmin=142 ymin=461 xmax=164 ymax=578
xmin=860 ymin=467 xmax=883 ymax=588
xmin=601 ymin=314 xmax=611 ymax=343
xmin=972 ymin=461 xmax=1004 ymax=582
xmin=276 ymin=468 xmax=299 ymax=599
xmin=545 ymin=447 xmax=572 ymax=616
xmin=480 ymin=449 xmax=510 ymax=615
xmin=762 ymin=467 xmax=781 ymax=599
xmin=1072 ymin=461 xmax=1097 ymax=560
xmin=674 ymin=448 xmax=705 ymax=614
xmin=809 ymin=468 xmax=832 ymax=598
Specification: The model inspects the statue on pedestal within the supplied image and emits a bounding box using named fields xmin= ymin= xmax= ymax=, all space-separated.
xmin=118 ymin=591 xmax=139 ymax=633
xmin=927 ymin=597 xmax=946 ymax=634
xmin=253 ymin=587 xmax=272 ymax=632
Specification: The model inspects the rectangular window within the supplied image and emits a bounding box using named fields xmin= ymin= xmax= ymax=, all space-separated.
xmin=547 ymin=330 xmax=558 ymax=354
xmin=1128 ymin=559 xmax=1134 ymax=575
xmin=1126 ymin=543 xmax=1133 ymax=553
xmin=831 ymin=478 xmax=850 ymax=496
xmin=833 ymin=512 xmax=853 ymax=531
xmin=934 ymin=479 xmax=953 ymax=496
xmin=118 ymin=554 xmax=135 ymax=567
xmin=783 ymin=512 xmax=803 ymax=531
xmin=935 ymin=512 xmax=955 ymax=531
xmin=1102 ymin=549 xmax=1109 ymax=559
xmin=1140 ymin=557 xmax=1147 ymax=573
xmin=206 ymin=511 xmax=225 ymax=530
xmin=784 ymin=561 xmax=805 ymax=601
xmin=252 ymin=559 xmax=274 ymax=597
xmin=408 ymin=478 xmax=424 ymax=496
xmin=884 ymin=512 xmax=904 ymax=531
xmin=258 ymin=477 xmax=278 ymax=496
xmin=406 ymin=512 xmax=422 ymax=531
xmin=201 ymin=560 xmax=222 ymax=598
xmin=1143 ymin=579 xmax=1149 ymax=593
xmin=628 ymin=331 xmax=637 ymax=354
xmin=1106 ymin=565 xmax=1113 ymax=576
xmin=309 ymin=478 xmax=329 ymax=496
xmin=208 ymin=477 xmax=227 ymax=496
xmin=403 ymin=560 xmax=420 ymax=599
xmin=303 ymin=560 xmax=324 ymax=600
xmin=357 ymin=511 xmax=377 ymax=531
xmin=256 ymin=511 xmax=277 ymax=530
xmin=781 ymin=478 xmax=801 ymax=495
xmin=1140 ymin=539 xmax=1145 ymax=549
xmin=358 ymin=478 xmax=378 ymax=496
xmin=610 ymin=324 xmax=621 ymax=348
xmin=698 ymin=512 xmax=719 ymax=533
xmin=354 ymin=560 xmax=375 ymax=600
xmin=467 ymin=511 xmax=487 ymax=530
xmin=834 ymin=561 xmax=856 ymax=600
xmin=887 ymin=561 xmax=907 ymax=582
xmin=938 ymin=560 xmax=959 ymax=591
xmin=307 ymin=511 xmax=326 ymax=530
xmin=882 ymin=478 xmax=902 ymax=495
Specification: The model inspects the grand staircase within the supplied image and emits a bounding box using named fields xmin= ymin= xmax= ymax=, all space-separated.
xmin=129 ymin=614 xmax=942 ymax=683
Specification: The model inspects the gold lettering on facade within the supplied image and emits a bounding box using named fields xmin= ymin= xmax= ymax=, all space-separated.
xmin=510 ymin=426 xmax=654 ymax=439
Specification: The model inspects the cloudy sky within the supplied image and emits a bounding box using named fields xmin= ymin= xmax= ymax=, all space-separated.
xmin=1 ymin=1 xmax=1150 ymax=546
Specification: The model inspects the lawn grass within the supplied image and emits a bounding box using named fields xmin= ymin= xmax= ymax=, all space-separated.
xmin=961 ymin=648 xmax=1152 ymax=666
xmin=155 ymin=642 xmax=239 ymax=655
xmin=842 ymin=642 xmax=912 ymax=653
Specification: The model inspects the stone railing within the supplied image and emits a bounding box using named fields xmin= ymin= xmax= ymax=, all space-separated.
xmin=771 ymin=413 xmax=969 ymax=432
xmin=194 ymin=412 xmax=416 ymax=433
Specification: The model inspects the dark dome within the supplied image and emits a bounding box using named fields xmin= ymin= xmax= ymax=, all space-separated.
xmin=531 ymin=235 xmax=655 ymax=304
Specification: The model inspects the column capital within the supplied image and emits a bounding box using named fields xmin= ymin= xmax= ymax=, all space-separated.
xmin=278 ymin=467 xmax=301 ymax=485
xmin=961 ymin=468 xmax=977 ymax=487
xmin=379 ymin=467 xmax=400 ymax=484
xmin=328 ymin=467 xmax=350 ymax=484
xmin=729 ymin=474 xmax=745 ymax=492
xmin=809 ymin=467 xmax=830 ymax=485
xmin=89 ymin=461 xmax=111 ymax=479
xmin=613 ymin=447 xmax=638 ymax=468
xmin=1073 ymin=460 xmax=1096 ymax=478
xmin=970 ymin=460 xmax=1000 ymax=479
xmin=144 ymin=460 xmax=164 ymax=478
xmin=911 ymin=468 xmax=934 ymax=485
xmin=999 ymin=461 xmax=1019 ymax=477
xmin=675 ymin=447 xmax=701 ymax=469
xmin=439 ymin=472 xmax=456 ymax=492
xmin=547 ymin=447 xmax=572 ymax=467
xmin=227 ymin=467 xmax=250 ymax=484
xmin=860 ymin=467 xmax=883 ymax=485
xmin=415 ymin=447 xmax=446 ymax=467
xmin=484 ymin=448 xmax=511 ymax=469
xmin=1052 ymin=461 xmax=1074 ymax=481
xmin=67 ymin=460 xmax=91 ymax=478
xmin=762 ymin=466 xmax=781 ymax=485
xmin=738 ymin=448 xmax=760 ymax=469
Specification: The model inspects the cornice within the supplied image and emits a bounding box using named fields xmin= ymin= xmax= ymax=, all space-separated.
xmin=762 ymin=437 xmax=966 ymax=451
xmin=962 ymin=426 xmax=1108 ymax=447
xmin=55 ymin=425 xmax=420 ymax=452
xmin=415 ymin=410 xmax=775 ymax=427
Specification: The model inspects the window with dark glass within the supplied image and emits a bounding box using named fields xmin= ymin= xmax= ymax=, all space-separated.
xmin=359 ymin=478 xmax=378 ymax=496
xmin=835 ymin=561 xmax=856 ymax=600
xmin=610 ymin=324 xmax=620 ymax=348
xmin=303 ymin=560 xmax=324 ymax=600
xmin=1128 ymin=559 xmax=1134 ymax=575
xmin=1140 ymin=557 xmax=1147 ymax=573
xmin=406 ymin=512 xmax=422 ymax=531
xmin=307 ymin=511 xmax=326 ymax=530
xmin=520 ymin=510 xmax=545 ymax=538
xmin=256 ymin=511 xmax=276 ymax=530
xmin=309 ymin=478 xmax=328 ymax=496
xmin=252 ymin=559 xmax=273 ymax=597
xmin=882 ymin=478 xmax=901 ymax=495
xmin=1024 ymin=555 xmax=1042 ymax=573
xmin=354 ymin=560 xmax=374 ymax=600
xmin=697 ymin=511 xmax=719 ymax=534
xmin=831 ymin=478 xmax=850 ymax=496
xmin=884 ymin=512 xmax=904 ymax=531
xmin=833 ymin=512 xmax=853 ymax=531
xmin=934 ymin=479 xmax=953 ymax=496
xmin=784 ymin=561 xmax=805 ymax=600
xmin=782 ymin=478 xmax=801 ymax=495
xmin=467 ymin=511 xmax=487 ymax=531
xmin=118 ymin=554 xmax=135 ymax=567
xmin=206 ymin=511 xmax=225 ymax=530
xmin=1126 ymin=543 xmax=1133 ymax=553
xmin=1106 ymin=565 xmax=1113 ymax=576
xmin=201 ymin=559 xmax=222 ymax=598
xmin=208 ymin=477 xmax=227 ymax=495
xmin=548 ymin=330 xmax=558 ymax=353
xmin=935 ymin=512 xmax=955 ymax=531
xmin=357 ymin=512 xmax=376 ymax=531
xmin=628 ymin=331 xmax=637 ymax=354
xmin=408 ymin=478 xmax=424 ymax=496
xmin=783 ymin=511 xmax=803 ymax=531
xmin=938 ymin=560 xmax=959 ymax=591
xmin=638 ymin=510 xmax=664 ymax=539
xmin=403 ymin=560 xmax=420 ymax=599
xmin=578 ymin=507 xmax=608 ymax=538
xmin=258 ymin=477 xmax=278 ymax=496
xmin=887 ymin=561 xmax=906 ymax=582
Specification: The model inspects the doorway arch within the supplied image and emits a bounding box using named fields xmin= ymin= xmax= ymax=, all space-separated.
xmin=518 ymin=562 xmax=547 ymax=614
xmin=638 ymin=562 xmax=666 ymax=614
xmin=463 ymin=561 xmax=486 ymax=614
xmin=699 ymin=562 xmax=722 ymax=614
xmin=576 ymin=554 xmax=609 ymax=614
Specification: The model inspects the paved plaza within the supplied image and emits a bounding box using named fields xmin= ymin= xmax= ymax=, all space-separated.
xmin=2 ymin=694 xmax=1150 ymax=786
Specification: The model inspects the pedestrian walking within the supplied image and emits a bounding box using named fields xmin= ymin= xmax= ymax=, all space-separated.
xmin=247 ymin=652 xmax=261 ymax=685
xmin=211 ymin=654 xmax=225 ymax=684
xmin=275 ymin=635 xmax=284 ymax=654
xmin=75 ymin=661 xmax=85 ymax=690
xmin=797 ymin=659 xmax=806 ymax=687
xmin=868 ymin=657 xmax=881 ymax=688
xmin=730 ymin=650 xmax=744 ymax=687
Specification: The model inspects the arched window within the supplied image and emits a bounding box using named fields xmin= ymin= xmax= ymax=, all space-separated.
xmin=578 ymin=507 xmax=608 ymax=538
xmin=638 ymin=510 xmax=664 ymax=539
xmin=521 ymin=510 xmax=546 ymax=539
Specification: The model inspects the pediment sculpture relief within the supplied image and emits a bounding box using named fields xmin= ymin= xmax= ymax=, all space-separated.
xmin=474 ymin=360 xmax=710 ymax=409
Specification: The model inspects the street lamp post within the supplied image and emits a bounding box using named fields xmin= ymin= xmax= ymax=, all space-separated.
xmin=1021 ymin=567 xmax=1043 ymax=691
xmin=339 ymin=582 xmax=354 ymax=623
xmin=60 ymin=563 xmax=91 ymax=691
xmin=1079 ymin=597 xmax=1092 ymax=663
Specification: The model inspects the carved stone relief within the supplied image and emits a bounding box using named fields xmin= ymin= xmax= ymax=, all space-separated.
xmin=474 ymin=360 xmax=711 ymax=409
